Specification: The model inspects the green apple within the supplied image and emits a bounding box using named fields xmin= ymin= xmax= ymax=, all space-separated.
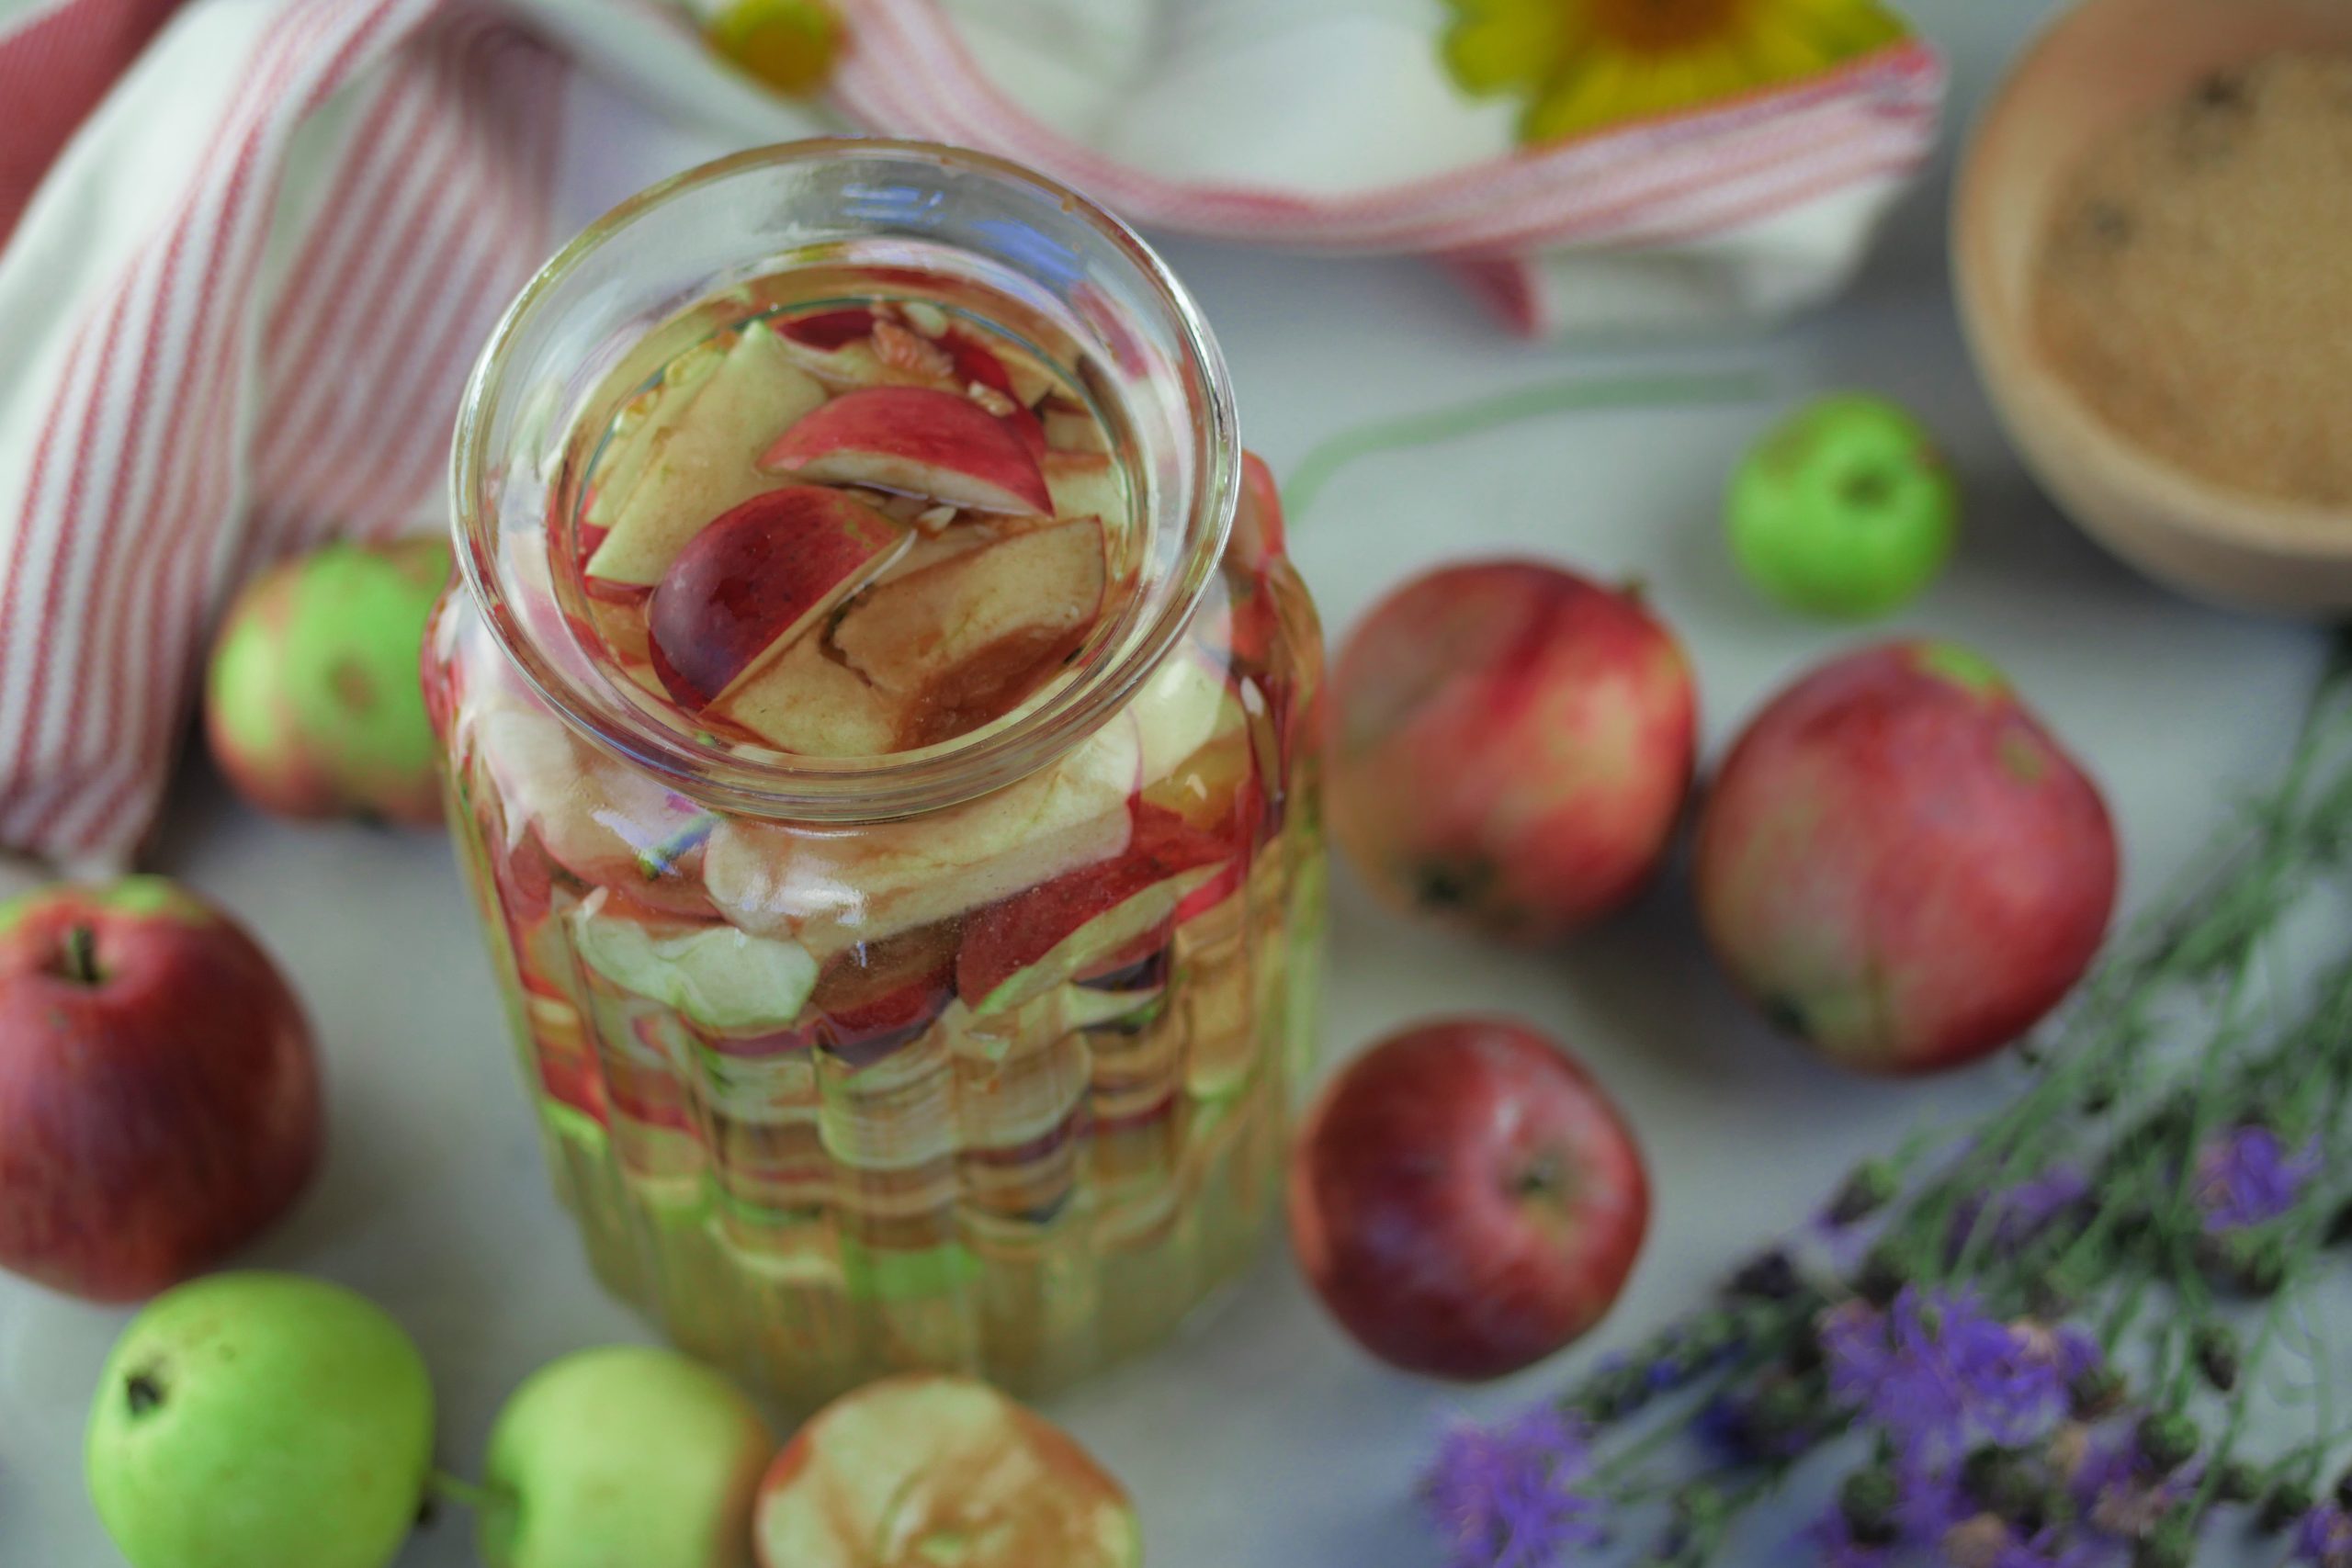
xmin=85 ymin=1272 xmax=435 ymax=1568
xmin=204 ymin=536 xmax=454 ymax=824
xmin=478 ymin=1345 xmax=776 ymax=1568
xmin=754 ymin=1374 xmax=1139 ymax=1568
xmin=1726 ymin=392 xmax=1960 ymax=620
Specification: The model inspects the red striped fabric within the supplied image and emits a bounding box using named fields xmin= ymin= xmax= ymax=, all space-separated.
xmin=828 ymin=0 xmax=1943 ymax=256
xmin=0 ymin=0 xmax=187 ymax=249
xmin=0 ymin=0 xmax=567 ymax=863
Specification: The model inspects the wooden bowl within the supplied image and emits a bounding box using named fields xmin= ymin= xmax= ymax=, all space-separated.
xmin=1952 ymin=0 xmax=2352 ymax=616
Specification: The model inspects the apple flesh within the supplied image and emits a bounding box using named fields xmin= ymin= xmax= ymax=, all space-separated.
xmin=647 ymin=486 xmax=910 ymax=708
xmin=1693 ymin=640 xmax=2117 ymax=1075
xmin=831 ymin=516 xmax=1107 ymax=746
xmin=0 ymin=878 xmax=318 ymax=1301
xmin=1288 ymin=1017 xmax=1649 ymax=1382
xmin=588 ymin=321 xmax=827 ymax=586
xmin=754 ymin=1374 xmax=1140 ymax=1568
xmin=1040 ymin=450 xmax=1123 ymax=524
xmin=478 ymin=1345 xmax=776 ymax=1568
xmin=85 ymin=1272 xmax=435 ymax=1568
xmin=204 ymin=536 xmax=454 ymax=826
xmin=1326 ymin=560 xmax=1696 ymax=942
xmin=760 ymin=386 xmax=1052 ymax=516
xmin=588 ymin=339 xmax=725 ymax=529
xmin=714 ymin=634 xmax=902 ymax=758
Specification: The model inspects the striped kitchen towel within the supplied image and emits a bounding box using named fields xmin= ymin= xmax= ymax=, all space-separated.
xmin=0 ymin=0 xmax=1944 ymax=872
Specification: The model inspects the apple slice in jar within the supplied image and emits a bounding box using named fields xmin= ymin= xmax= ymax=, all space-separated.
xmin=1040 ymin=451 xmax=1124 ymax=525
xmin=957 ymin=803 xmax=1229 ymax=1016
xmin=646 ymin=486 xmax=910 ymax=709
xmin=1040 ymin=398 xmax=1109 ymax=455
xmin=705 ymin=715 xmax=1141 ymax=955
xmin=587 ymin=321 xmax=827 ymax=586
xmin=761 ymin=386 xmax=1052 ymax=517
xmin=585 ymin=338 xmax=725 ymax=529
xmin=754 ymin=1375 xmax=1140 ymax=1568
xmin=715 ymin=635 xmax=902 ymax=758
xmin=831 ymin=516 xmax=1107 ymax=745
xmin=808 ymin=922 xmax=961 ymax=1066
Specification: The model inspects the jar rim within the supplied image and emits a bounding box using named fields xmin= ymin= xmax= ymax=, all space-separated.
xmin=449 ymin=138 xmax=1239 ymax=823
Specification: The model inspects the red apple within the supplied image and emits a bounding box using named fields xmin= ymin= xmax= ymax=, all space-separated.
xmin=755 ymin=1374 xmax=1139 ymax=1568
xmin=1288 ymin=1016 xmax=1648 ymax=1381
xmin=1326 ymin=560 xmax=1696 ymax=942
xmin=761 ymin=386 xmax=1052 ymax=516
xmin=0 ymin=878 xmax=320 ymax=1301
xmin=831 ymin=516 xmax=1108 ymax=745
xmin=1693 ymin=640 xmax=2117 ymax=1075
xmin=646 ymin=486 xmax=910 ymax=708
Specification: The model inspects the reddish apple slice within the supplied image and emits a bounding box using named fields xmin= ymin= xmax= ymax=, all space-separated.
xmin=646 ymin=486 xmax=910 ymax=708
xmin=809 ymin=922 xmax=960 ymax=1066
xmin=1042 ymin=450 xmax=1125 ymax=525
xmin=714 ymin=635 xmax=901 ymax=758
xmin=754 ymin=1375 xmax=1140 ymax=1568
xmin=831 ymin=517 xmax=1107 ymax=742
xmin=761 ymin=387 xmax=1052 ymax=516
xmin=958 ymin=803 xmax=1230 ymax=1014
xmin=588 ymin=321 xmax=828 ymax=585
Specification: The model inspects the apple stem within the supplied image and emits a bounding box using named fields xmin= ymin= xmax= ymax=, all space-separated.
xmin=61 ymin=925 xmax=99 ymax=986
xmin=426 ymin=1471 xmax=506 ymax=1515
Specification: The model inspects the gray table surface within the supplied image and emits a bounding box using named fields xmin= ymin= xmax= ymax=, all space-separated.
xmin=0 ymin=3 xmax=2326 ymax=1563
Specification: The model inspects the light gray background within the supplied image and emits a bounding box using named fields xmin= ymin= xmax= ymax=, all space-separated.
xmin=1 ymin=3 xmax=2325 ymax=1563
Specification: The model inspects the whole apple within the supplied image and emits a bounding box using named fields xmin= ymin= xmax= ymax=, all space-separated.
xmin=86 ymin=1271 xmax=435 ymax=1568
xmin=1726 ymin=393 xmax=1959 ymax=620
xmin=1694 ymin=640 xmax=2118 ymax=1074
xmin=1326 ymin=560 xmax=1696 ymax=942
xmin=756 ymin=1374 xmax=1140 ymax=1568
xmin=478 ymin=1345 xmax=776 ymax=1568
xmin=1288 ymin=1017 xmax=1649 ymax=1382
xmin=0 ymin=877 xmax=319 ymax=1300
xmin=205 ymin=535 xmax=453 ymax=825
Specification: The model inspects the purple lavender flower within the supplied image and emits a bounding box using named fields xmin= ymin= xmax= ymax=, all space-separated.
xmin=1946 ymin=1167 xmax=2093 ymax=1260
xmin=2297 ymin=1506 xmax=2352 ymax=1568
xmin=2069 ymin=1432 xmax=2199 ymax=1541
xmin=1822 ymin=1288 xmax=2094 ymax=1461
xmin=2195 ymin=1125 xmax=2321 ymax=1233
xmin=1423 ymin=1406 xmax=1605 ymax=1568
xmin=1807 ymin=1507 xmax=1895 ymax=1568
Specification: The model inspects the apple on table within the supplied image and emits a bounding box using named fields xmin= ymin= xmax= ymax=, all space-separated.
xmin=0 ymin=877 xmax=319 ymax=1302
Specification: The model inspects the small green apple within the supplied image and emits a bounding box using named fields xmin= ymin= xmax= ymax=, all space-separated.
xmin=478 ymin=1345 xmax=776 ymax=1568
xmin=1726 ymin=392 xmax=1960 ymax=620
xmin=205 ymin=536 xmax=454 ymax=825
xmin=85 ymin=1272 xmax=435 ymax=1568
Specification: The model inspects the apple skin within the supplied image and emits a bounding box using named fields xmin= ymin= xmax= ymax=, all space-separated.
xmin=761 ymin=386 xmax=1052 ymax=516
xmin=480 ymin=1345 xmax=775 ymax=1568
xmin=0 ymin=878 xmax=319 ymax=1301
xmin=1326 ymin=560 xmax=1696 ymax=943
xmin=647 ymin=486 xmax=909 ymax=708
xmin=1289 ymin=1017 xmax=1648 ymax=1382
xmin=1693 ymin=640 xmax=2118 ymax=1075
xmin=204 ymin=536 xmax=453 ymax=826
xmin=85 ymin=1271 xmax=435 ymax=1568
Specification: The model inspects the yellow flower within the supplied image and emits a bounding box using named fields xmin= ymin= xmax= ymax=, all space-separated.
xmin=706 ymin=0 xmax=843 ymax=96
xmin=1442 ymin=0 xmax=1910 ymax=145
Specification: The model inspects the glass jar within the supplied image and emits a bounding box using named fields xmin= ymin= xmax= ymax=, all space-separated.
xmin=429 ymin=141 xmax=1324 ymax=1405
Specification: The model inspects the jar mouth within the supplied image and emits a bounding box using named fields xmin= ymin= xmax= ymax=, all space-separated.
xmin=451 ymin=139 xmax=1239 ymax=823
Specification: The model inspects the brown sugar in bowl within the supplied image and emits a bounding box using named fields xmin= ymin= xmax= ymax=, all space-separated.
xmin=1953 ymin=0 xmax=2352 ymax=616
